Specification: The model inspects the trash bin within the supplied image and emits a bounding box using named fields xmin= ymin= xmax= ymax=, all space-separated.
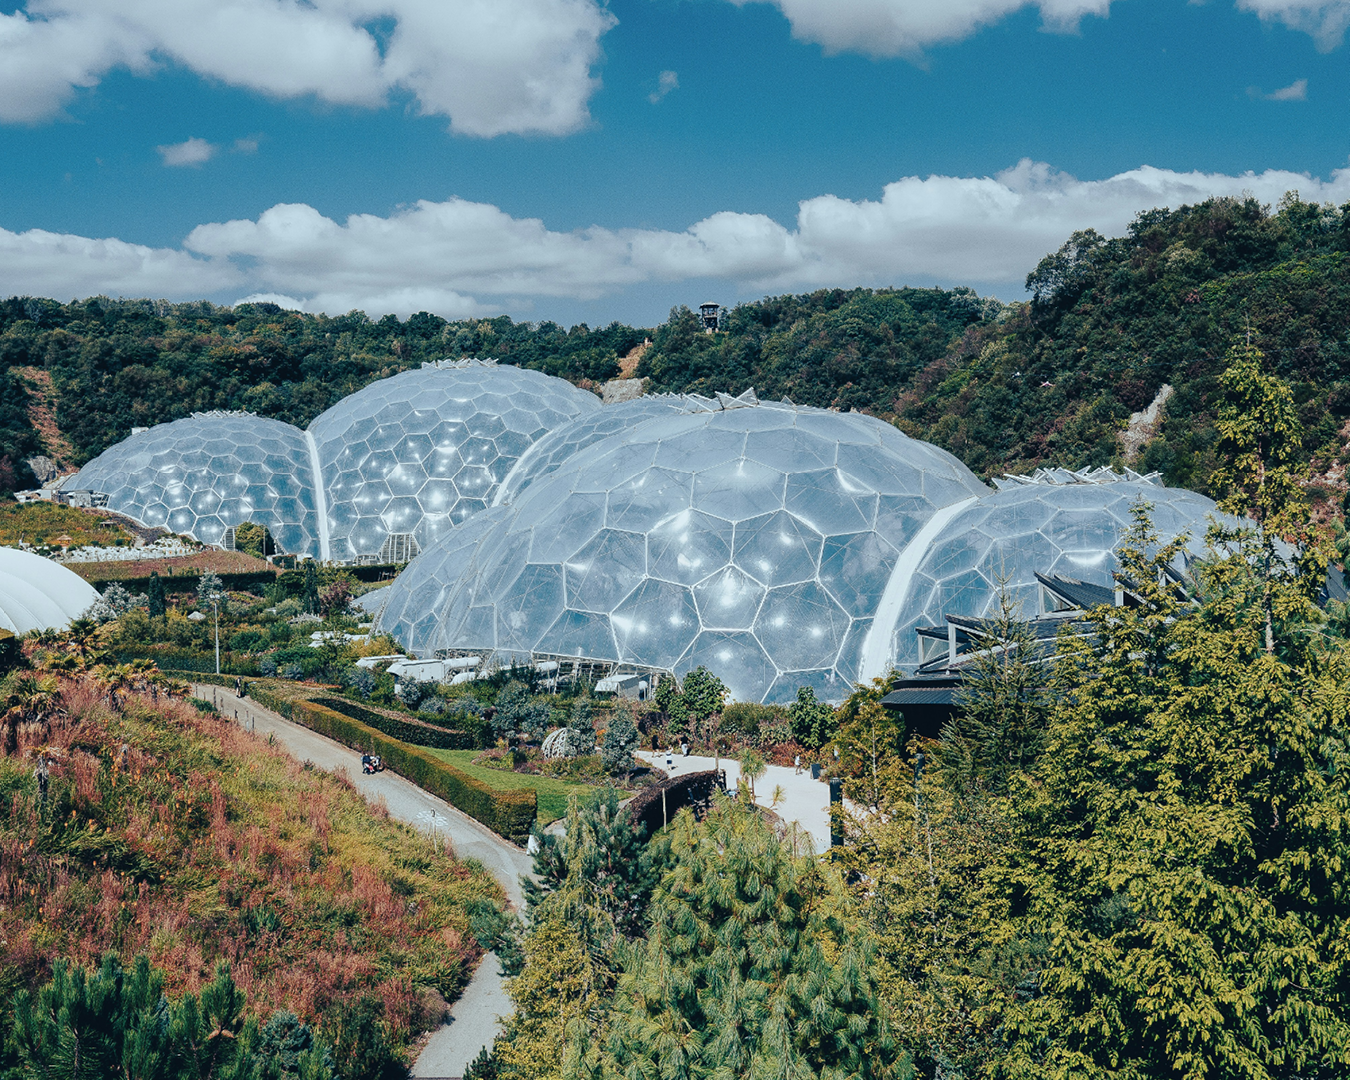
xmin=810 ymin=762 xmax=822 ymax=780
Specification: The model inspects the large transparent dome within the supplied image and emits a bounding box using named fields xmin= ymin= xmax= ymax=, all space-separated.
xmin=879 ymin=474 xmax=1220 ymax=671
xmin=66 ymin=413 xmax=321 ymax=555
xmin=374 ymin=399 xmax=991 ymax=704
xmin=493 ymin=395 xmax=690 ymax=505
xmin=308 ymin=360 xmax=599 ymax=562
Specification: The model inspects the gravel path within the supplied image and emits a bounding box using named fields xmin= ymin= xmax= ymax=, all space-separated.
xmin=193 ymin=686 xmax=531 ymax=1079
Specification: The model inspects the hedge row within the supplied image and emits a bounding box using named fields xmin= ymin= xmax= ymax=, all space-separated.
xmin=92 ymin=570 xmax=276 ymax=593
xmin=312 ymin=696 xmax=474 ymax=750
xmin=249 ymin=684 xmax=535 ymax=842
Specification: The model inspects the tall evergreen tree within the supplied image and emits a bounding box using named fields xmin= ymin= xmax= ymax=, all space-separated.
xmin=988 ymin=508 xmax=1350 ymax=1079
xmin=593 ymin=800 xmax=906 ymax=1080
xmin=146 ymin=571 xmax=166 ymax=621
xmin=1210 ymin=339 xmax=1328 ymax=653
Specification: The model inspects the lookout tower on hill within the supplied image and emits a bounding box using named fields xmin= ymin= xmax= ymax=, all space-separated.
xmin=699 ymin=302 xmax=721 ymax=332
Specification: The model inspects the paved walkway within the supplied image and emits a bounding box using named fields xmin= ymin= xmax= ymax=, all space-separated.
xmin=193 ymin=686 xmax=530 ymax=1079
xmin=636 ymin=749 xmax=832 ymax=852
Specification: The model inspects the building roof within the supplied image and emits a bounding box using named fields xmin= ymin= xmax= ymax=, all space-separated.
xmin=0 ymin=548 xmax=100 ymax=635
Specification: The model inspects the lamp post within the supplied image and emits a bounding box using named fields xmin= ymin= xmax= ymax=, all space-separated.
xmin=214 ymin=595 xmax=220 ymax=675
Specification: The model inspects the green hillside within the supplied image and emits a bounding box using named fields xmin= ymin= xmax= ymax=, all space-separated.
xmin=3 ymin=191 xmax=1349 ymax=509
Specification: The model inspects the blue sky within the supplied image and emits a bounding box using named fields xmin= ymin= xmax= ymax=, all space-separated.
xmin=0 ymin=0 xmax=1348 ymax=327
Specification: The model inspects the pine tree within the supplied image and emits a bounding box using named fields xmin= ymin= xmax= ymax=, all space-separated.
xmin=989 ymin=508 xmax=1350 ymax=1079
xmin=301 ymin=561 xmax=320 ymax=615
xmin=596 ymin=800 xmax=906 ymax=1080
xmin=146 ymin=571 xmax=166 ymax=621
xmin=1210 ymin=338 xmax=1329 ymax=653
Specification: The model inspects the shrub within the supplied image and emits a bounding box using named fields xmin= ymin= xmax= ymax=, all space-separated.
xmin=313 ymin=696 xmax=473 ymax=751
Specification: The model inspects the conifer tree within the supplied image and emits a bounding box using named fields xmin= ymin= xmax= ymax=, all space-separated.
xmin=594 ymin=800 xmax=906 ymax=1080
xmin=1210 ymin=338 xmax=1328 ymax=653
xmin=989 ymin=506 xmax=1350 ymax=1079
xmin=146 ymin=570 xmax=166 ymax=621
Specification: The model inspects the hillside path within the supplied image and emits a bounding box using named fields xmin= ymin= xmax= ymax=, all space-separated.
xmin=192 ymin=685 xmax=530 ymax=1080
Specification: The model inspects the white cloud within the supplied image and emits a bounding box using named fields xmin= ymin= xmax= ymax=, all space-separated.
xmin=725 ymin=0 xmax=1113 ymax=56
xmin=12 ymin=159 xmax=1350 ymax=318
xmin=1236 ymin=0 xmax=1350 ymax=49
xmin=649 ymin=70 xmax=678 ymax=104
xmin=157 ymin=137 xmax=216 ymax=167
xmin=0 ymin=0 xmax=614 ymax=136
xmin=0 ymin=225 xmax=239 ymax=299
xmin=1267 ymin=77 xmax=1309 ymax=99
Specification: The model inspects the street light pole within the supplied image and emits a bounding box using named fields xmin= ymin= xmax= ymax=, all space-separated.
xmin=214 ymin=597 xmax=220 ymax=675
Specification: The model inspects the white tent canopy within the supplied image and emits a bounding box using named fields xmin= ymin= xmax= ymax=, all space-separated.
xmin=0 ymin=548 xmax=100 ymax=635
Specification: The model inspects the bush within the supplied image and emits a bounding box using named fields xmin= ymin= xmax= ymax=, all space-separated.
xmin=229 ymin=630 xmax=266 ymax=652
xmin=313 ymin=696 xmax=474 ymax=751
xmin=720 ymin=702 xmax=780 ymax=738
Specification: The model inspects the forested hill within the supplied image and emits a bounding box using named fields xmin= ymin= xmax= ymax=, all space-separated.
xmin=2 ymin=191 xmax=1349 ymax=504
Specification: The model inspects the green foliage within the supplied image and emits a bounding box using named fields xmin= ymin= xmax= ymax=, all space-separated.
xmin=679 ymin=666 xmax=728 ymax=722
xmin=312 ymin=696 xmax=474 ymax=750
xmin=492 ymin=682 xmax=552 ymax=743
xmin=947 ymin=584 xmax=1049 ymax=796
xmin=196 ymin=571 xmax=224 ymax=610
xmin=563 ymin=697 xmax=596 ymax=756
xmin=234 ymin=521 xmax=274 ymax=559
xmin=5 ymin=954 xmax=337 ymax=1080
xmin=1210 ymin=339 xmax=1330 ymax=652
xmin=146 ymin=571 xmax=166 ymax=620
xmin=638 ymin=288 xmax=991 ymax=412
xmin=599 ymin=705 xmax=639 ymax=775
xmin=301 ymin=563 xmax=319 ymax=616
xmin=987 ymin=517 xmax=1350 ymax=1079
xmin=593 ymin=800 xmax=907 ymax=1080
xmin=787 ymin=684 xmax=836 ymax=749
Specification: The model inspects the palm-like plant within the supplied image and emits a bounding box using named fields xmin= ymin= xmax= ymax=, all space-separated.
xmin=3 ymin=673 xmax=60 ymax=753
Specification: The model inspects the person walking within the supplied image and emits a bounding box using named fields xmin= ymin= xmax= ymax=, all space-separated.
xmin=794 ymin=753 xmax=802 ymax=775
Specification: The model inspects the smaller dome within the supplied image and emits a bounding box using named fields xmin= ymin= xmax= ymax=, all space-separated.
xmin=308 ymin=359 xmax=600 ymax=562
xmin=882 ymin=476 xmax=1221 ymax=672
xmin=0 ymin=549 xmax=101 ymax=634
xmin=65 ymin=412 xmax=320 ymax=556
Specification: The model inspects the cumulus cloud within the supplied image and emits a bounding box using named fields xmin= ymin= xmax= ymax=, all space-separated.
xmin=649 ymin=70 xmax=678 ymax=104
xmin=725 ymin=0 xmax=1113 ymax=56
xmin=1236 ymin=0 xmax=1350 ymax=49
xmin=12 ymin=159 xmax=1350 ymax=318
xmin=157 ymin=137 xmax=216 ymax=167
xmin=0 ymin=225 xmax=239 ymax=299
xmin=0 ymin=0 xmax=614 ymax=136
xmin=1267 ymin=77 xmax=1309 ymax=99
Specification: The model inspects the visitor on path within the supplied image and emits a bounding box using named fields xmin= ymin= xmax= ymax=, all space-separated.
xmin=794 ymin=754 xmax=802 ymax=775
xmin=235 ymin=676 xmax=242 ymax=696
xmin=665 ymin=748 xmax=674 ymax=772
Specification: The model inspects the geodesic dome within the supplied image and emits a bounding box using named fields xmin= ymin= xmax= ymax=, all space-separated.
xmin=374 ymin=398 xmax=992 ymax=704
xmin=493 ymin=394 xmax=691 ymax=506
xmin=307 ymin=360 xmax=599 ymax=562
xmin=66 ymin=412 xmax=322 ymax=556
xmin=881 ymin=472 xmax=1222 ymax=670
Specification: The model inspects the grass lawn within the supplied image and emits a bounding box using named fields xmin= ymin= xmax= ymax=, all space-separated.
xmin=431 ymin=749 xmax=598 ymax=826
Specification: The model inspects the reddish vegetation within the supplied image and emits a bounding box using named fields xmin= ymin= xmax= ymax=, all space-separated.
xmin=67 ymin=549 xmax=275 ymax=583
xmin=0 ymin=676 xmax=497 ymax=1045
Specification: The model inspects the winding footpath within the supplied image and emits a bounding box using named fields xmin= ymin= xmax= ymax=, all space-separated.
xmin=193 ymin=686 xmax=533 ymax=1080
